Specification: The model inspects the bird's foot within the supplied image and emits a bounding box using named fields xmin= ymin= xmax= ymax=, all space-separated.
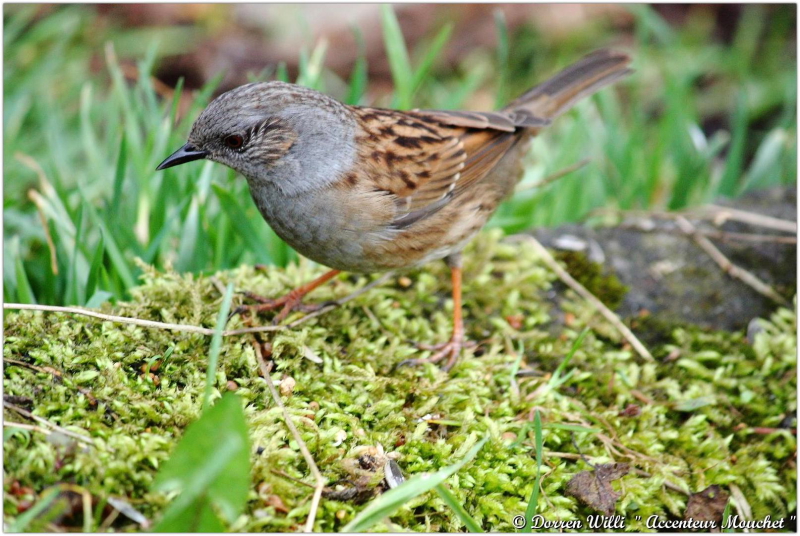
xmin=230 ymin=289 xmax=324 ymax=325
xmin=399 ymin=334 xmax=474 ymax=372
xmin=228 ymin=269 xmax=342 ymax=325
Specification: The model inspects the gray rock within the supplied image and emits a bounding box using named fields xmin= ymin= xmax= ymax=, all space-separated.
xmin=531 ymin=186 xmax=796 ymax=332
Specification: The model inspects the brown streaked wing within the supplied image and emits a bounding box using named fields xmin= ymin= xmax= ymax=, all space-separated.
xmin=354 ymin=107 xmax=523 ymax=229
xmin=355 ymin=108 xmax=466 ymax=211
xmin=410 ymin=108 xmax=550 ymax=131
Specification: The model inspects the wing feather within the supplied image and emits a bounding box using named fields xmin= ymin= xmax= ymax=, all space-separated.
xmin=353 ymin=107 xmax=525 ymax=229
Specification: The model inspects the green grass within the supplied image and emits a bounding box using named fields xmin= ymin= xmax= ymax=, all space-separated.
xmin=4 ymin=5 xmax=796 ymax=306
xmin=3 ymin=232 xmax=796 ymax=531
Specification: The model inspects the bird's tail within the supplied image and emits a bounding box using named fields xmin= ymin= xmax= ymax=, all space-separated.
xmin=503 ymin=49 xmax=632 ymax=121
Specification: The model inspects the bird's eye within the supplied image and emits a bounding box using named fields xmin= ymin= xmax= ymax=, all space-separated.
xmin=224 ymin=134 xmax=244 ymax=149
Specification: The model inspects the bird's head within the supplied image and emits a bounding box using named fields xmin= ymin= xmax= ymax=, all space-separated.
xmin=157 ymin=81 xmax=356 ymax=195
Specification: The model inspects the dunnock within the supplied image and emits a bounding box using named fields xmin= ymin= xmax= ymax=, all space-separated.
xmin=158 ymin=49 xmax=632 ymax=370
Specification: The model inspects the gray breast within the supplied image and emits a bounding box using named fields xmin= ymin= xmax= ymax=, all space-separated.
xmin=247 ymin=181 xmax=381 ymax=272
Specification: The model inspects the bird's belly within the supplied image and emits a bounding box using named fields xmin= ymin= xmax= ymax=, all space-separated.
xmin=249 ymin=183 xmax=398 ymax=273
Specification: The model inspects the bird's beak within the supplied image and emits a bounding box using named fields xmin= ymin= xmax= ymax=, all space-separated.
xmin=156 ymin=143 xmax=208 ymax=170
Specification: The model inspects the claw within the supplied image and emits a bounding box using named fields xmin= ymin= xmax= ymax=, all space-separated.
xmin=398 ymin=261 xmax=469 ymax=372
xmin=270 ymin=295 xmax=303 ymax=325
xmin=227 ymin=305 xmax=249 ymax=324
xmin=227 ymin=269 xmax=342 ymax=325
xmin=398 ymin=336 xmax=470 ymax=372
xmin=242 ymin=290 xmax=276 ymax=304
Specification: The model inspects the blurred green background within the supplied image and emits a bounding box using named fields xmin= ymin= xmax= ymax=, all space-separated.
xmin=3 ymin=4 xmax=797 ymax=306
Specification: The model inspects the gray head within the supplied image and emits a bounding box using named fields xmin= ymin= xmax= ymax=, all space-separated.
xmin=157 ymin=81 xmax=357 ymax=196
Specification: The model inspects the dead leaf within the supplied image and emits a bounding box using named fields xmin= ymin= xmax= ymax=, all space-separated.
xmin=565 ymin=462 xmax=630 ymax=515
xmin=618 ymin=404 xmax=640 ymax=417
xmin=264 ymin=494 xmax=289 ymax=514
xmin=505 ymin=314 xmax=524 ymax=330
xmin=684 ymin=485 xmax=728 ymax=526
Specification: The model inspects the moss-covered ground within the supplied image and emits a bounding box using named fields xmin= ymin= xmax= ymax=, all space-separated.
xmin=3 ymin=231 xmax=797 ymax=531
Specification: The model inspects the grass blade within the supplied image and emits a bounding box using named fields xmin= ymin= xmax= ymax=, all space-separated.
xmin=203 ymin=283 xmax=234 ymax=412
xmin=13 ymin=245 xmax=36 ymax=305
xmin=343 ymin=435 xmax=489 ymax=532
xmin=296 ymin=39 xmax=328 ymax=91
xmin=212 ymin=184 xmax=273 ymax=265
xmin=628 ymin=4 xmax=676 ymax=45
xmin=175 ymin=197 xmax=202 ymax=273
xmin=434 ymin=484 xmax=483 ymax=532
xmin=494 ymin=10 xmax=510 ymax=109
xmin=169 ymin=76 xmax=185 ymax=126
xmin=153 ymin=391 xmax=250 ymax=531
xmin=85 ymin=290 xmax=113 ymax=308
xmin=3 ymin=5 xmax=39 ymax=48
xmin=381 ymin=5 xmax=413 ymax=109
xmin=65 ymin=204 xmax=85 ymax=305
xmin=141 ymin=196 xmax=191 ymax=264
xmin=275 ymin=62 xmax=289 ymax=83
xmin=549 ymin=328 xmax=589 ymax=389
xmin=187 ymin=71 xmax=224 ymax=120
xmin=111 ymin=133 xmax=128 ymax=216
xmin=520 ymin=410 xmax=543 ymax=532
xmin=79 ymin=188 xmax=136 ymax=292
xmin=544 ymin=423 xmax=601 ymax=433
xmin=79 ymin=83 xmax=102 ymax=173
xmin=740 ymin=128 xmax=787 ymax=193
xmin=440 ymin=64 xmax=487 ymax=110
xmin=718 ymin=91 xmax=749 ymax=197
xmin=731 ymin=5 xmax=765 ymax=76
xmin=410 ymin=22 xmax=453 ymax=97
xmin=722 ymin=499 xmax=733 ymax=533
xmin=7 ymin=487 xmax=62 ymax=532
xmin=85 ymin=232 xmax=105 ymax=301
xmin=346 ymin=27 xmax=368 ymax=105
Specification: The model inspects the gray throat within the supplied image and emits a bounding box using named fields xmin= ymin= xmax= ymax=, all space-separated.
xmin=254 ymin=102 xmax=358 ymax=198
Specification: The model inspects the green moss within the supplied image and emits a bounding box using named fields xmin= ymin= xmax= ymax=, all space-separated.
xmin=554 ymin=251 xmax=629 ymax=310
xmin=3 ymin=231 xmax=796 ymax=531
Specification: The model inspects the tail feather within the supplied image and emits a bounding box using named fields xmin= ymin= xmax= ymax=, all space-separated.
xmin=504 ymin=49 xmax=632 ymax=120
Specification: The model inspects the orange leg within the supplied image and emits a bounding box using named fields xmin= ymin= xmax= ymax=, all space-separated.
xmin=233 ymin=269 xmax=341 ymax=324
xmin=400 ymin=255 xmax=468 ymax=371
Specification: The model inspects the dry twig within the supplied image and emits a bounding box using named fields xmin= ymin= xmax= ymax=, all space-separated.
xmin=4 ymin=358 xmax=58 ymax=376
xmin=698 ymin=205 xmax=797 ymax=234
xmin=208 ymin=276 xmax=228 ymax=298
xmin=27 ymin=190 xmax=59 ymax=274
xmin=3 ymin=303 xmax=218 ymax=336
xmin=515 ymin=158 xmax=591 ymax=193
xmin=17 ymin=153 xmax=60 ymax=274
xmin=3 ymin=401 xmax=101 ymax=450
xmin=728 ymin=483 xmax=753 ymax=520
xmin=505 ymin=235 xmax=654 ymax=361
xmin=270 ymin=469 xmax=317 ymax=489
xmin=750 ymin=426 xmax=797 ymax=435
xmin=615 ymin=221 xmax=797 ymax=244
xmin=4 ymin=421 xmax=53 ymax=437
xmin=675 ymin=216 xmax=788 ymax=305
xmin=3 ymin=273 xmax=394 ymax=337
xmin=254 ymin=343 xmax=325 ymax=533
xmin=592 ymin=206 xmax=797 ymax=235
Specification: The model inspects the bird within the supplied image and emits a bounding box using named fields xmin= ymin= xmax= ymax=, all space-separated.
xmin=157 ymin=49 xmax=632 ymax=370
